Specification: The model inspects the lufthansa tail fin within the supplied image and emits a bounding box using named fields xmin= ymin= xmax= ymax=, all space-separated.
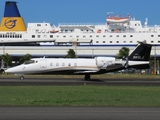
xmin=0 ymin=1 xmax=26 ymax=31
xmin=127 ymin=43 xmax=152 ymax=69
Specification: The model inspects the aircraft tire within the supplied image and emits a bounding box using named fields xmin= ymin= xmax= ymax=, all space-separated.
xmin=84 ymin=74 xmax=90 ymax=80
xmin=20 ymin=76 xmax=24 ymax=80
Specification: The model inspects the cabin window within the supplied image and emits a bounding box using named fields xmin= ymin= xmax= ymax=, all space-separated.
xmin=90 ymin=35 xmax=92 ymax=38
xmin=158 ymin=41 xmax=160 ymax=43
xmin=96 ymin=41 xmax=99 ymax=43
xmin=50 ymin=63 xmax=53 ymax=66
xmin=110 ymin=41 xmax=112 ymax=43
xmin=68 ymin=63 xmax=71 ymax=66
xmin=62 ymin=63 xmax=65 ymax=66
xmin=76 ymin=35 xmax=79 ymax=38
xmin=158 ymin=35 xmax=160 ymax=37
xmin=116 ymin=35 xmax=119 ymax=37
xmin=151 ymin=35 xmax=154 ymax=37
xmin=151 ymin=41 xmax=154 ymax=43
xmin=103 ymin=41 xmax=105 ymax=43
xmin=74 ymin=63 xmax=77 ymax=66
xmin=96 ymin=35 xmax=99 ymax=37
xmin=70 ymin=35 xmax=73 ymax=38
xmin=123 ymin=35 xmax=126 ymax=37
xmin=63 ymin=35 xmax=66 ymax=38
xmin=130 ymin=41 xmax=133 ymax=43
xmin=109 ymin=35 xmax=112 ymax=37
xmin=32 ymin=35 xmax=35 ymax=38
xmin=123 ymin=41 xmax=126 ymax=43
xmin=103 ymin=35 xmax=106 ymax=37
xmin=37 ymin=35 xmax=41 ymax=38
xmin=37 ymin=24 xmax=41 ymax=26
xmin=83 ymin=35 xmax=86 ymax=38
xmin=50 ymin=35 xmax=53 ymax=38
xmin=0 ymin=34 xmax=2 ymax=38
xmin=20 ymin=34 xmax=22 ymax=38
xmin=116 ymin=41 xmax=119 ymax=43
xmin=56 ymin=63 xmax=59 ymax=66
xmin=43 ymin=35 xmax=47 ymax=38
xmin=130 ymin=35 xmax=133 ymax=37
xmin=65 ymin=30 xmax=68 ymax=32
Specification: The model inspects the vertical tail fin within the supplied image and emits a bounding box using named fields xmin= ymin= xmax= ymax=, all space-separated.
xmin=127 ymin=43 xmax=152 ymax=69
xmin=0 ymin=1 xmax=26 ymax=31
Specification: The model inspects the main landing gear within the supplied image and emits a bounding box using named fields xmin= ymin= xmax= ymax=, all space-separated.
xmin=84 ymin=74 xmax=90 ymax=80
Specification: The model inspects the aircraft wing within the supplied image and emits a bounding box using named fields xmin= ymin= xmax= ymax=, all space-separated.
xmin=74 ymin=70 xmax=99 ymax=74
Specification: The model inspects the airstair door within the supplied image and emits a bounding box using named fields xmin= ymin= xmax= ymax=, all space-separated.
xmin=40 ymin=59 xmax=47 ymax=68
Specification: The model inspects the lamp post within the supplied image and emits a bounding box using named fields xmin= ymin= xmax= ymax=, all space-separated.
xmin=154 ymin=45 xmax=156 ymax=74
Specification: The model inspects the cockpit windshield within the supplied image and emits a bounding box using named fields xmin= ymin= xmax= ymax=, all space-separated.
xmin=24 ymin=60 xmax=35 ymax=65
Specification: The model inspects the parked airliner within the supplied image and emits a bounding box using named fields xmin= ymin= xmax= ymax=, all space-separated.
xmin=5 ymin=43 xmax=152 ymax=80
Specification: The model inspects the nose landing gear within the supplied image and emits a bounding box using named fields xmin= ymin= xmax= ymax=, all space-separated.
xmin=20 ymin=76 xmax=24 ymax=80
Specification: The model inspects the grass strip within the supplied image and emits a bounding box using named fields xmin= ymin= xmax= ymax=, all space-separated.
xmin=0 ymin=86 xmax=160 ymax=106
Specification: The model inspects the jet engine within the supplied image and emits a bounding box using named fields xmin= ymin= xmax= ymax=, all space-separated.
xmin=95 ymin=57 xmax=115 ymax=69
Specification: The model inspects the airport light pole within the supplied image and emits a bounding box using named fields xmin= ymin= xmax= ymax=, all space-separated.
xmin=154 ymin=45 xmax=156 ymax=74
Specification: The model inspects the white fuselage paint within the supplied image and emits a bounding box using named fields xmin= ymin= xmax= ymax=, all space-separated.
xmin=5 ymin=57 xmax=116 ymax=74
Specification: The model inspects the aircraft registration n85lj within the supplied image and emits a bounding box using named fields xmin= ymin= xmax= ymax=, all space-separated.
xmin=5 ymin=43 xmax=152 ymax=80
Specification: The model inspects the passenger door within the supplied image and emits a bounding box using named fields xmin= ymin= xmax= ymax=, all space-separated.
xmin=40 ymin=59 xmax=47 ymax=68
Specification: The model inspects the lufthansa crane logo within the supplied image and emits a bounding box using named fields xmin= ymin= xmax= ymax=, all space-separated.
xmin=4 ymin=18 xmax=17 ymax=29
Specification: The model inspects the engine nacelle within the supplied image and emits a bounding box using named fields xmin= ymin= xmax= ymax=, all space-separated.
xmin=95 ymin=57 xmax=115 ymax=69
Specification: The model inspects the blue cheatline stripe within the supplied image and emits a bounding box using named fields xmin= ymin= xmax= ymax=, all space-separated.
xmin=41 ymin=44 xmax=137 ymax=47
xmin=4 ymin=1 xmax=21 ymax=17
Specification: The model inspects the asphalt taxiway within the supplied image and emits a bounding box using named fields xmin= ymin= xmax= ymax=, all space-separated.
xmin=0 ymin=106 xmax=160 ymax=120
xmin=0 ymin=77 xmax=160 ymax=86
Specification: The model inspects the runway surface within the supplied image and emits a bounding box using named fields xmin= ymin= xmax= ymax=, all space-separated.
xmin=0 ymin=106 xmax=160 ymax=120
xmin=0 ymin=77 xmax=160 ymax=119
xmin=0 ymin=77 xmax=160 ymax=86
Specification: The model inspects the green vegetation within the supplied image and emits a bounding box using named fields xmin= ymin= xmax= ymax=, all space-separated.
xmin=117 ymin=47 xmax=130 ymax=58
xmin=19 ymin=54 xmax=32 ymax=64
xmin=1 ymin=53 xmax=12 ymax=67
xmin=65 ymin=49 xmax=77 ymax=58
xmin=0 ymin=86 xmax=160 ymax=106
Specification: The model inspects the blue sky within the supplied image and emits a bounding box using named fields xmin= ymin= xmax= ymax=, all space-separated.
xmin=0 ymin=0 xmax=160 ymax=26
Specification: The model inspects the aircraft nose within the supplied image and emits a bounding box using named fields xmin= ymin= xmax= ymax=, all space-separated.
xmin=5 ymin=68 xmax=14 ymax=73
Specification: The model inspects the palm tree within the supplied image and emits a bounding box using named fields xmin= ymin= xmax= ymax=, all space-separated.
xmin=117 ymin=47 xmax=130 ymax=59
xmin=65 ymin=49 xmax=77 ymax=58
xmin=1 ymin=53 xmax=12 ymax=68
xmin=19 ymin=54 xmax=32 ymax=64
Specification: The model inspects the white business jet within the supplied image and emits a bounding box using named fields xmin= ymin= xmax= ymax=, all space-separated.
xmin=5 ymin=43 xmax=152 ymax=80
